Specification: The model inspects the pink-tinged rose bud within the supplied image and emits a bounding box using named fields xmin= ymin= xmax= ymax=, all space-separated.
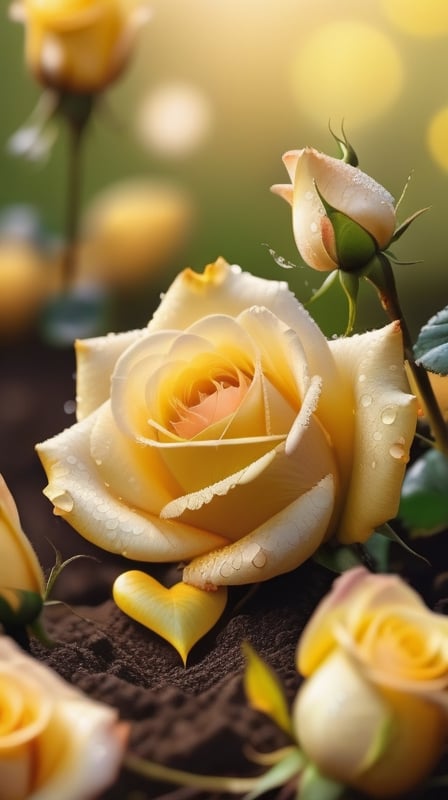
xmin=272 ymin=147 xmax=397 ymax=272
xmin=11 ymin=0 xmax=151 ymax=94
xmin=293 ymin=567 xmax=448 ymax=798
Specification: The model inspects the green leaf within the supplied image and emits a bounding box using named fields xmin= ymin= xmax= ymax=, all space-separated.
xmin=399 ymin=449 xmax=448 ymax=536
xmin=243 ymin=749 xmax=304 ymax=800
xmin=0 ymin=588 xmax=43 ymax=627
xmin=299 ymin=763 xmax=346 ymax=800
xmin=414 ymin=306 xmax=448 ymax=376
xmin=242 ymin=642 xmax=294 ymax=737
xmin=374 ymin=524 xmax=429 ymax=564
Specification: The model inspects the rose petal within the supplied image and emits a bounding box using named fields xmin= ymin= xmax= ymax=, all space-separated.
xmin=113 ymin=572 xmax=227 ymax=665
xmin=76 ymin=328 xmax=147 ymax=420
xmin=36 ymin=410 xmax=230 ymax=561
xmin=329 ymin=322 xmax=417 ymax=542
xmin=182 ymin=474 xmax=334 ymax=587
xmin=293 ymin=649 xmax=395 ymax=781
xmin=0 ymin=475 xmax=44 ymax=594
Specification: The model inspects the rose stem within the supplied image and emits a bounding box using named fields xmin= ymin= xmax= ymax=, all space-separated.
xmin=371 ymin=256 xmax=448 ymax=456
xmin=124 ymin=754 xmax=261 ymax=793
xmin=60 ymin=94 xmax=93 ymax=289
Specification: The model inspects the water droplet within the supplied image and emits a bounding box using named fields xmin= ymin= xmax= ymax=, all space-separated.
xmin=310 ymin=222 xmax=318 ymax=233
xmin=381 ymin=406 xmax=397 ymax=425
xmin=373 ymin=431 xmax=382 ymax=442
xmin=251 ymin=548 xmax=267 ymax=569
xmin=389 ymin=443 xmax=407 ymax=461
xmin=371 ymin=460 xmax=376 ymax=470
xmin=358 ymin=374 xmax=366 ymax=383
xmin=95 ymin=458 xmax=103 ymax=466
xmin=360 ymin=394 xmax=372 ymax=408
xmin=53 ymin=491 xmax=74 ymax=513
xmin=305 ymin=190 xmax=314 ymax=200
xmin=66 ymin=455 xmax=77 ymax=465
xmin=64 ymin=399 xmax=76 ymax=415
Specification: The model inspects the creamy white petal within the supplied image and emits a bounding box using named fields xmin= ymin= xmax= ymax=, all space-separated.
xmin=329 ymin=323 xmax=417 ymax=542
xmin=76 ymin=328 xmax=147 ymax=420
xmin=182 ymin=474 xmax=334 ymax=587
xmin=36 ymin=410 xmax=229 ymax=561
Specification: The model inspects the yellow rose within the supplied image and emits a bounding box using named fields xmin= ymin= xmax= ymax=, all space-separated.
xmin=0 ymin=474 xmax=44 ymax=597
xmin=272 ymin=147 xmax=397 ymax=272
xmin=36 ymin=259 xmax=417 ymax=589
xmin=0 ymin=636 xmax=127 ymax=799
xmin=13 ymin=0 xmax=151 ymax=94
xmin=293 ymin=567 xmax=448 ymax=798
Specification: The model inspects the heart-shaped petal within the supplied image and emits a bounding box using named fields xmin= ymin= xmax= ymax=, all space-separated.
xmin=113 ymin=571 xmax=228 ymax=665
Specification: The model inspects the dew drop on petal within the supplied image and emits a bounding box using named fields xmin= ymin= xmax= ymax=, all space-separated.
xmin=381 ymin=406 xmax=397 ymax=425
xmin=360 ymin=394 xmax=373 ymax=407
xmin=373 ymin=431 xmax=382 ymax=441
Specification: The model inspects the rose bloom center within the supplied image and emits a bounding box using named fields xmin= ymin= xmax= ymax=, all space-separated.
xmin=169 ymin=369 xmax=251 ymax=439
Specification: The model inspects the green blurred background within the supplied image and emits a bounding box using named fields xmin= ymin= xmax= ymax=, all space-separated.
xmin=1 ymin=0 xmax=448 ymax=338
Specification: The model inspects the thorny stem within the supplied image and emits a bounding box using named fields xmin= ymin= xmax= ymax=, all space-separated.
xmin=370 ymin=256 xmax=448 ymax=456
xmin=124 ymin=754 xmax=261 ymax=794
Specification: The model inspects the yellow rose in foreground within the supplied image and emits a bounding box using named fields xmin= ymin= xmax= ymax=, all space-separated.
xmin=0 ymin=474 xmax=44 ymax=597
xmin=0 ymin=636 xmax=127 ymax=799
xmin=36 ymin=260 xmax=416 ymax=589
xmin=294 ymin=567 xmax=448 ymax=798
xmin=12 ymin=0 xmax=151 ymax=93
xmin=272 ymin=147 xmax=397 ymax=272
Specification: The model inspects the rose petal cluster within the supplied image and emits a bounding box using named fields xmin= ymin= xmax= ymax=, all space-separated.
xmin=293 ymin=567 xmax=448 ymax=798
xmin=0 ymin=474 xmax=44 ymax=597
xmin=36 ymin=259 xmax=417 ymax=589
xmin=272 ymin=147 xmax=397 ymax=272
xmin=12 ymin=0 xmax=151 ymax=94
xmin=0 ymin=636 xmax=127 ymax=799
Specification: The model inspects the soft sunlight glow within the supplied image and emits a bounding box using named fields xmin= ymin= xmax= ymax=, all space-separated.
xmin=380 ymin=0 xmax=448 ymax=37
xmin=427 ymin=106 xmax=448 ymax=171
xmin=136 ymin=82 xmax=212 ymax=157
xmin=291 ymin=21 xmax=403 ymax=129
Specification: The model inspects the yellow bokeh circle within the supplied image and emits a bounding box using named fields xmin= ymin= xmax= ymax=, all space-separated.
xmin=291 ymin=21 xmax=403 ymax=129
xmin=427 ymin=107 xmax=448 ymax=171
xmin=381 ymin=0 xmax=448 ymax=37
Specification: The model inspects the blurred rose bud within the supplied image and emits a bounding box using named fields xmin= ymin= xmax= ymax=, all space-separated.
xmin=78 ymin=179 xmax=194 ymax=288
xmin=293 ymin=567 xmax=448 ymax=798
xmin=0 ymin=239 xmax=50 ymax=339
xmin=12 ymin=0 xmax=151 ymax=94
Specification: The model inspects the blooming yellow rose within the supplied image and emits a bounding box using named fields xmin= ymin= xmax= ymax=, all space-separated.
xmin=36 ymin=259 xmax=416 ymax=589
xmin=0 ymin=474 xmax=44 ymax=597
xmin=12 ymin=0 xmax=151 ymax=94
xmin=293 ymin=567 xmax=448 ymax=798
xmin=271 ymin=147 xmax=397 ymax=272
xmin=0 ymin=636 xmax=127 ymax=799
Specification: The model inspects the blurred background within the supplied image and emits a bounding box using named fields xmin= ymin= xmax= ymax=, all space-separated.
xmin=1 ymin=0 xmax=448 ymax=339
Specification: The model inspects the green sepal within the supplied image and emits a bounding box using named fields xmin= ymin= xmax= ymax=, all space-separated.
xmin=299 ymin=763 xmax=346 ymax=800
xmin=242 ymin=642 xmax=294 ymax=737
xmin=315 ymin=185 xmax=377 ymax=272
xmin=0 ymin=588 xmax=43 ymax=627
xmin=338 ymin=271 xmax=360 ymax=334
xmin=243 ymin=749 xmax=304 ymax=800
xmin=399 ymin=449 xmax=448 ymax=537
xmin=414 ymin=306 xmax=448 ymax=376
xmin=390 ymin=206 xmax=430 ymax=244
xmin=313 ymin=542 xmax=371 ymax=573
xmin=328 ymin=123 xmax=358 ymax=166
xmin=305 ymin=271 xmax=338 ymax=307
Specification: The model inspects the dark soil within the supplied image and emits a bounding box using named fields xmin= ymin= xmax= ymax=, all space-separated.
xmin=1 ymin=337 xmax=447 ymax=800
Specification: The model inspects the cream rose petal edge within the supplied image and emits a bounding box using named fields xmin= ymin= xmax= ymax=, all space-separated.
xmin=183 ymin=474 xmax=334 ymax=588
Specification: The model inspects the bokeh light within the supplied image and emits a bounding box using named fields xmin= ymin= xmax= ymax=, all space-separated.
xmin=381 ymin=0 xmax=448 ymax=37
xmin=136 ymin=82 xmax=212 ymax=157
xmin=291 ymin=20 xmax=404 ymax=129
xmin=427 ymin=106 xmax=448 ymax=171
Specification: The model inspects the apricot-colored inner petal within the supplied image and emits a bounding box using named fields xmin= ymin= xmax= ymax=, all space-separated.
xmin=170 ymin=373 xmax=250 ymax=439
